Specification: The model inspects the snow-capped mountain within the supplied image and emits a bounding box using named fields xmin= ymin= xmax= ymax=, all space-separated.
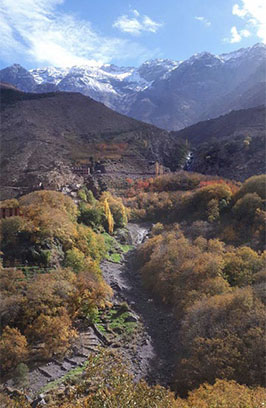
xmin=1 ymin=43 xmax=265 ymax=130
xmin=28 ymin=60 xmax=178 ymax=113
xmin=27 ymin=61 xmax=174 ymax=113
xmin=30 ymin=60 xmax=178 ymax=90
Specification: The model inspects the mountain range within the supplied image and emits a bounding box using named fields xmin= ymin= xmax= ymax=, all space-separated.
xmin=1 ymin=43 xmax=265 ymax=130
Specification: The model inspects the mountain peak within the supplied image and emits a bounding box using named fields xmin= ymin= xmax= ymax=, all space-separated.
xmin=219 ymin=42 xmax=266 ymax=61
xmin=3 ymin=63 xmax=28 ymax=72
xmin=0 ymin=63 xmax=36 ymax=92
xmin=185 ymin=51 xmax=222 ymax=67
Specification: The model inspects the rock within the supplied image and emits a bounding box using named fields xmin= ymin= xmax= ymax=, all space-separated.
xmin=115 ymin=228 xmax=131 ymax=244
xmin=64 ymin=386 xmax=74 ymax=396
xmin=113 ymin=327 xmax=123 ymax=334
xmin=31 ymin=395 xmax=46 ymax=407
xmin=5 ymin=387 xmax=30 ymax=401
xmin=125 ymin=313 xmax=138 ymax=323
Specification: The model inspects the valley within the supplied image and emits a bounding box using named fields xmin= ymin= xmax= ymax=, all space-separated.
xmin=0 ymin=40 xmax=265 ymax=408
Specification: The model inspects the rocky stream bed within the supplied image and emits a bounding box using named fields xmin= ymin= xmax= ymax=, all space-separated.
xmin=102 ymin=223 xmax=180 ymax=387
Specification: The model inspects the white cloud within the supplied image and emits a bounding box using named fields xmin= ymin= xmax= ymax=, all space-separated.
xmin=0 ymin=0 xmax=158 ymax=67
xmin=230 ymin=26 xmax=242 ymax=43
xmin=113 ymin=10 xmax=162 ymax=35
xmin=229 ymin=26 xmax=251 ymax=44
xmin=228 ymin=26 xmax=251 ymax=43
xmin=232 ymin=0 xmax=266 ymax=43
xmin=132 ymin=9 xmax=140 ymax=17
xmin=232 ymin=4 xmax=247 ymax=17
xmin=241 ymin=29 xmax=251 ymax=38
xmin=195 ymin=16 xmax=211 ymax=27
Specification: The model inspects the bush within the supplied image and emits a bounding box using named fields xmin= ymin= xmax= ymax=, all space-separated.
xmin=189 ymin=183 xmax=232 ymax=220
xmin=235 ymin=175 xmax=266 ymax=200
xmin=47 ymin=350 xmax=179 ymax=407
xmin=233 ymin=193 xmax=263 ymax=222
xmin=65 ymin=247 xmax=86 ymax=273
xmin=78 ymin=202 xmax=105 ymax=229
xmin=176 ymin=379 xmax=266 ymax=408
xmin=223 ymin=246 xmax=265 ymax=286
xmin=77 ymin=189 xmax=87 ymax=202
xmin=13 ymin=363 xmax=29 ymax=387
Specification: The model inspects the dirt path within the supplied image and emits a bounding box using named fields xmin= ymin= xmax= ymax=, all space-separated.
xmin=102 ymin=223 xmax=179 ymax=388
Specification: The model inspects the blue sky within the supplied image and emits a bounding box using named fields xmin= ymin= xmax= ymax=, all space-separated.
xmin=0 ymin=0 xmax=265 ymax=69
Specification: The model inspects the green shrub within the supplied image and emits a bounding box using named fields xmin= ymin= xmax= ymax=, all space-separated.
xmin=78 ymin=203 xmax=105 ymax=229
xmin=65 ymin=247 xmax=85 ymax=273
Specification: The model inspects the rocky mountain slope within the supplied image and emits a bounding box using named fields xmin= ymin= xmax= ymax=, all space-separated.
xmin=1 ymin=44 xmax=264 ymax=130
xmin=129 ymin=44 xmax=266 ymax=130
xmin=174 ymin=105 xmax=266 ymax=181
xmin=0 ymin=86 xmax=184 ymax=200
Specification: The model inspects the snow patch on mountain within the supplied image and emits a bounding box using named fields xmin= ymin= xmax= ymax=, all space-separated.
xmin=30 ymin=67 xmax=68 ymax=85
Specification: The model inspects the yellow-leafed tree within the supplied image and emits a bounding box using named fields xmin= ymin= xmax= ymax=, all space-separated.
xmin=104 ymin=198 xmax=114 ymax=234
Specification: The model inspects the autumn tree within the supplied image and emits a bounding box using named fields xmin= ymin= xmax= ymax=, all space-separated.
xmin=223 ymin=246 xmax=265 ymax=286
xmin=101 ymin=192 xmax=127 ymax=228
xmin=175 ymin=380 xmax=266 ymax=408
xmin=25 ymin=309 xmax=77 ymax=359
xmin=233 ymin=193 xmax=263 ymax=222
xmin=234 ymin=174 xmax=266 ymax=200
xmin=178 ymin=287 xmax=266 ymax=391
xmin=103 ymin=198 xmax=114 ymax=234
xmin=0 ymin=326 xmax=28 ymax=372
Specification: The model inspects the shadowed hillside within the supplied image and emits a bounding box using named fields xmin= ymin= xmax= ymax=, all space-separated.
xmin=0 ymin=86 xmax=184 ymax=199
xmin=172 ymin=105 xmax=266 ymax=181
